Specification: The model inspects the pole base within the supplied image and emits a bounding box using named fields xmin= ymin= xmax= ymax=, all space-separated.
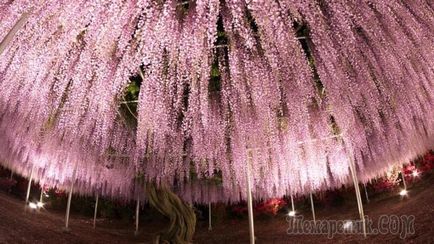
xmin=62 ymin=227 xmax=71 ymax=233
xmin=134 ymin=230 xmax=139 ymax=236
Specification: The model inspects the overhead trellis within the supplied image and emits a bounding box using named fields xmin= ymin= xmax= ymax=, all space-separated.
xmin=0 ymin=0 xmax=433 ymax=203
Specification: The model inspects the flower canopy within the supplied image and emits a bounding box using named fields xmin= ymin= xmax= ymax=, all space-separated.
xmin=0 ymin=0 xmax=433 ymax=202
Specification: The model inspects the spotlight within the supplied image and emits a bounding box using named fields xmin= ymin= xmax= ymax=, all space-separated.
xmin=29 ymin=202 xmax=38 ymax=209
xmin=343 ymin=220 xmax=353 ymax=230
xmin=399 ymin=189 xmax=408 ymax=196
xmin=412 ymin=171 xmax=419 ymax=177
xmin=288 ymin=210 xmax=296 ymax=217
xmin=36 ymin=202 xmax=44 ymax=208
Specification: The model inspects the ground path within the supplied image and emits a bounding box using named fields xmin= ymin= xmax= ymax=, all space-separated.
xmin=0 ymin=175 xmax=433 ymax=243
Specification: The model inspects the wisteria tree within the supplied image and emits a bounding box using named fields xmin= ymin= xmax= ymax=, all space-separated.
xmin=0 ymin=0 xmax=433 ymax=243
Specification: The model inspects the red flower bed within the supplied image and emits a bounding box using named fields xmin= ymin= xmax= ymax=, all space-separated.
xmin=231 ymin=198 xmax=287 ymax=217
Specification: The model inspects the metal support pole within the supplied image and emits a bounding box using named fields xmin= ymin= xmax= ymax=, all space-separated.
xmin=39 ymin=188 xmax=44 ymax=203
xmin=10 ymin=170 xmax=14 ymax=180
xmin=401 ymin=168 xmax=407 ymax=190
xmin=135 ymin=197 xmax=140 ymax=235
xmin=289 ymin=194 xmax=296 ymax=229
xmin=246 ymin=153 xmax=255 ymax=244
xmin=65 ymin=165 xmax=77 ymax=231
xmin=348 ymin=154 xmax=367 ymax=238
xmin=93 ymin=195 xmax=99 ymax=229
xmin=208 ymin=202 xmax=212 ymax=231
xmin=25 ymin=165 xmax=35 ymax=204
xmin=310 ymin=193 xmax=316 ymax=224
xmin=363 ymin=183 xmax=370 ymax=203
xmin=65 ymin=182 xmax=74 ymax=230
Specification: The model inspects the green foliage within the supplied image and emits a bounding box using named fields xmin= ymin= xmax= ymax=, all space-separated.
xmin=118 ymin=76 xmax=141 ymax=128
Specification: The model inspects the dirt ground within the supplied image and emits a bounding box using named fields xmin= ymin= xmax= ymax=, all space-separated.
xmin=0 ymin=175 xmax=433 ymax=244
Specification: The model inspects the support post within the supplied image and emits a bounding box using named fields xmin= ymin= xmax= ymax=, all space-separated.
xmin=363 ymin=183 xmax=370 ymax=203
xmin=39 ymin=188 xmax=44 ymax=203
xmin=348 ymin=153 xmax=367 ymax=238
xmin=65 ymin=165 xmax=77 ymax=231
xmin=10 ymin=170 xmax=14 ymax=180
xmin=310 ymin=193 xmax=316 ymax=224
xmin=135 ymin=197 xmax=140 ymax=236
xmin=25 ymin=165 xmax=35 ymax=204
xmin=246 ymin=153 xmax=255 ymax=244
xmin=401 ymin=168 xmax=407 ymax=190
xmin=93 ymin=195 xmax=99 ymax=229
xmin=208 ymin=202 xmax=212 ymax=231
xmin=289 ymin=194 xmax=296 ymax=229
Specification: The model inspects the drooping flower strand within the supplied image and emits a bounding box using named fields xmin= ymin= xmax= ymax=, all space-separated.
xmin=0 ymin=0 xmax=432 ymax=203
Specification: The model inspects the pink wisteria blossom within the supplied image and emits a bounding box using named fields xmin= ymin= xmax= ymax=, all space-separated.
xmin=0 ymin=0 xmax=432 ymax=203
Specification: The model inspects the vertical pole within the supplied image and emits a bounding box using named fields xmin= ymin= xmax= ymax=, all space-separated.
xmin=348 ymin=153 xmax=366 ymax=238
xmin=39 ymin=188 xmax=44 ymax=203
xmin=208 ymin=202 xmax=212 ymax=231
xmin=363 ymin=183 xmax=370 ymax=203
xmin=9 ymin=170 xmax=14 ymax=193
xmin=65 ymin=165 xmax=77 ymax=231
xmin=246 ymin=153 xmax=255 ymax=244
xmin=401 ymin=168 xmax=407 ymax=190
xmin=310 ymin=193 xmax=316 ymax=224
xmin=65 ymin=182 xmax=74 ymax=230
xmin=135 ymin=197 xmax=140 ymax=235
xmin=289 ymin=194 xmax=296 ymax=229
xmin=93 ymin=195 xmax=99 ymax=229
xmin=25 ymin=165 xmax=35 ymax=204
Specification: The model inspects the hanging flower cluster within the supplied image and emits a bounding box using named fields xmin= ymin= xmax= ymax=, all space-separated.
xmin=0 ymin=0 xmax=433 ymax=202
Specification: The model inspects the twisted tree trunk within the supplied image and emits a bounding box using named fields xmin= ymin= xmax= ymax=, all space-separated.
xmin=146 ymin=183 xmax=196 ymax=244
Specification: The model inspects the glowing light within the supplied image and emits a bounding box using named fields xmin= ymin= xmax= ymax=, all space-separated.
xmin=29 ymin=202 xmax=37 ymax=209
xmin=36 ymin=202 xmax=44 ymax=208
xmin=288 ymin=211 xmax=296 ymax=217
xmin=412 ymin=171 xmax=419 ymax=177
xmin=399 ymin=189 xmax=408 ymax=196
xmin=343 ymin=220 xmax=353 ymax=230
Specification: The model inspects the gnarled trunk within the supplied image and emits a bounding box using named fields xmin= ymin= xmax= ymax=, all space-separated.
xmin=146 ymin=183 xmax=196 ymax=244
